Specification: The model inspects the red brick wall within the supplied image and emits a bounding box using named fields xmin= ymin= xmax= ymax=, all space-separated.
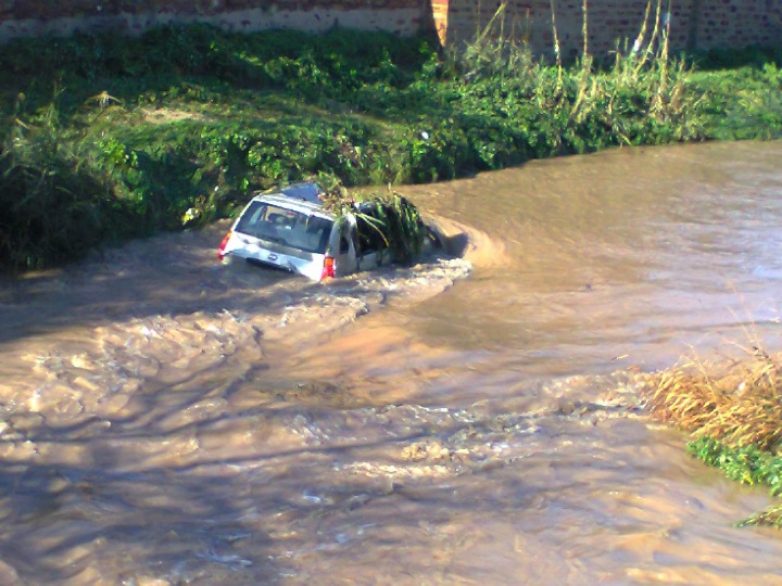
xmin=437 ymin=0 xmax=782 ymax=56
xmin=1 ymin=0 xmax=780 ymax=51
xmin=0 ymin=0 xmax=430 ymax=40
xmin=0 ymin=1 xmax=429 ymax=20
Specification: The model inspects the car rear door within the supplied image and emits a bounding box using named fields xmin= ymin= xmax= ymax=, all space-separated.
xmin=333 ymin=218 xmax=358 ymax=276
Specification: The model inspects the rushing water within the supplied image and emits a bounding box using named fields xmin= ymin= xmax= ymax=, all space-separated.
xmin=1 ymin=141 xmax=781 ymax=584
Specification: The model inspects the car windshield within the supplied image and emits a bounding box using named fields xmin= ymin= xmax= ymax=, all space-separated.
xmin=235 ymin=201 xmax=332 ymax=254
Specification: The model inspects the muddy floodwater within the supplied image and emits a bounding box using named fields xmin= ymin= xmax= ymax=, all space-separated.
xmin=1 ymin=141 xmax=782 ymax=584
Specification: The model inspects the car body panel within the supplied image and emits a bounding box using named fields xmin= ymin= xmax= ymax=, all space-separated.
xmin=224 ymin=231 xmax=326 ymax=281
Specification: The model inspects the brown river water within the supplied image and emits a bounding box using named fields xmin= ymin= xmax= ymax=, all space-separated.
xmin=1 ymin=141 xmax=781 ymax=584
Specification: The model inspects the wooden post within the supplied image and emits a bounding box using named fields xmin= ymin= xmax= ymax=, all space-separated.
xmin=431 ymin=0 xmax=450 ymax=46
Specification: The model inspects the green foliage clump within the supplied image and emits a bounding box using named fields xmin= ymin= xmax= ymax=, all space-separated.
xmin=316 ymin=177 xmax=428 ymax=265
xmin=688 ymin=437 xmax=782 ymax=529
xmin=357 ymin=193 xmax=427 ymax=265
xmin=0 ymin=101 xmax=137 ymax=269
xmin=689 ymin=62 xmax=782 ymax=141
xmin=688 ymin=437 xmax=782 ymax=496
xmin=738 ymin=504 xmax=782 ymax=529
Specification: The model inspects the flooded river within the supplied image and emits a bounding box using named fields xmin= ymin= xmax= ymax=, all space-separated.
xmin=1 ymin=141 xmax=781 ymax=584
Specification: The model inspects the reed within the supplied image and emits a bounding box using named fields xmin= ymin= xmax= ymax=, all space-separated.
xmin=457 ymin=0 xmax=696 ymax=148
xmin=649 ymin=352 xmax=782 ymax=451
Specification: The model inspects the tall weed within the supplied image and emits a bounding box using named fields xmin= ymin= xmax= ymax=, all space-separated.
xmin=0 ymin=99 xmax=133 ymax=269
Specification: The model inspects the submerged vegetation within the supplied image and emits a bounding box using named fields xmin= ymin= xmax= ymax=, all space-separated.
xmin=1 ymin=0 xmax=781 ymax=269
xmin=650 ymin=351 xmax=782 ymax=528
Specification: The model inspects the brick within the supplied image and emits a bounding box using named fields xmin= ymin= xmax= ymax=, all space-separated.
xmin=0 ymin=0 xmax=780 ymax=53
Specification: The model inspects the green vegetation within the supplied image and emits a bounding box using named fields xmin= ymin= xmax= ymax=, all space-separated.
xmin=650 ymin=353 xmax=782 ymax=528
xmin=689 ymin=439 xmax=782 ymax=528
xmin=366 ymin=193 xmax=428 ymax=265
xmin=1 ymin=16 xmax=781 ymax=269
xmin=318 ymin=178 xmax=428 ymax=265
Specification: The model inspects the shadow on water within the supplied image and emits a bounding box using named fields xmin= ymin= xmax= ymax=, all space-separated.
xmin=0 ymin=222 xmax=319 ymax=346
xmin=0 ymin=460 xmax=280 ymax=584
xmin=0 ymin=389 xmax=495 ymax=582
xmin=0 ymin=344 xmax=279 ymax=581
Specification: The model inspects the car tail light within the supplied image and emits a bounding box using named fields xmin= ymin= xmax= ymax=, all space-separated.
xmin=321 ymin=255 xmax=335 ymax=280
xmin=217 ymin=231 xmax=232 ymax=260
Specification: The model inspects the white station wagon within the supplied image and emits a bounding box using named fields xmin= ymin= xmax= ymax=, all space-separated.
xmin=217 ymin=182 xmax=398 ymax=281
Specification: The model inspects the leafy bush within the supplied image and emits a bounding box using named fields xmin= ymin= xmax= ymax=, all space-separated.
xmin=689 ymin=438 xmax=782 ymax=495
xmin=0 ymin=104 xmax=136 ymax=269
xmin=317 ymin=178 xmax=427 ymax=265
xmin=739 ymin=504 xmax=782 ymax=529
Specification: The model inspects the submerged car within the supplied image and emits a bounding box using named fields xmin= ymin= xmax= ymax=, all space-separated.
xmin=217 ymin=182 xmax=410 ymax=281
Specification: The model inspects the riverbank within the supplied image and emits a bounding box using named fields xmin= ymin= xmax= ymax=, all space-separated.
xmin=1 ymin=26 xmax=781 ymax=269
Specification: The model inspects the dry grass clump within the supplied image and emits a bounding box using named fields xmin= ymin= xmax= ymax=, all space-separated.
xmin=738 ymin=503 xmax=782 ymax=528
xmin=652 ymin=348 xmax=782 ymax=530
xmin=649 ymin=352 xmax=782 ymax=451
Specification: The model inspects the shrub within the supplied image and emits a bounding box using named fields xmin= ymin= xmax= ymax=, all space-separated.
xmin=0 ymin=103 xmax=135 ymax=269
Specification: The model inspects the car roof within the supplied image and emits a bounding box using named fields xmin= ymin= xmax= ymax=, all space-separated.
xmin=250 ymin=182 xmax=335 ymax=220
xmin=253 ymin=181 xmax=324 ymax=204
xmin=278 ymin=182 xmax=324 ymax=204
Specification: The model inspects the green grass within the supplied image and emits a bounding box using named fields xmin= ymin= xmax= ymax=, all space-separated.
xmin=1 ymin=24 xmax=781 ymax=270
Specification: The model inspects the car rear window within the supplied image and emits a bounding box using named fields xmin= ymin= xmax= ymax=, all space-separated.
xmin=235 ymin=202 xmax=332 ymax=254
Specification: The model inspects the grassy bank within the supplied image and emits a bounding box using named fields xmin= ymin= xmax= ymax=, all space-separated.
xmin=1 ymin=23 xmax=781 ymax=270
xmin=650 ymin=352 xmax=782 ymax=528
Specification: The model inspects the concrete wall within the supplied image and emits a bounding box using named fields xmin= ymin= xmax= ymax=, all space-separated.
xmin=0 ymin=0 xmax=431 ymax=41
xmin=436 ymin=0 xmax=782 ymax=57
